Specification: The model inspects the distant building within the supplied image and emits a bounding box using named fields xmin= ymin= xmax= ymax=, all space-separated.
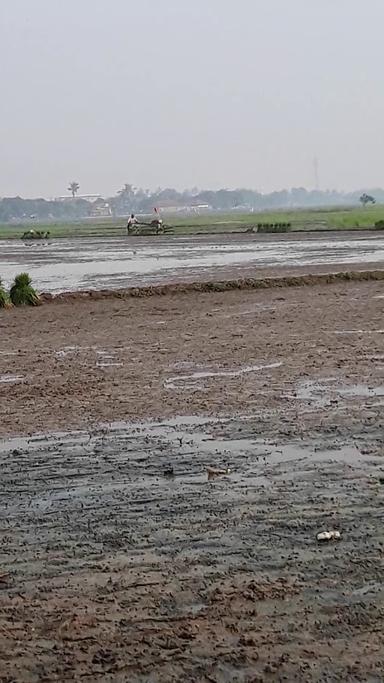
xmin=90 ymin=199 xmax=112 ymax=217
xmin=152 ymin=203 xmax=212 ymax=214
xmin=55 ymin=194 xmax=101 ymax=203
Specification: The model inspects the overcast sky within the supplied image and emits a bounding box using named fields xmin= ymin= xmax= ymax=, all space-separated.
xmin=1 ymin=0 xmax=383 ymax=198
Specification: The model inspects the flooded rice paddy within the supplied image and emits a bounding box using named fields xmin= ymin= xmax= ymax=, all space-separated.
xmin=1 ymin=231 xmax=383 ymax=293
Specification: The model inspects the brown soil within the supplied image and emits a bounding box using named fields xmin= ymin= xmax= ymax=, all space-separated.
xmin=0 ymin=277 xmax=383 ymax=437
xmin=0 ymin=277 xmax=383 ymax=682
xmin=41 ymin=268 xmax=384 ymax=304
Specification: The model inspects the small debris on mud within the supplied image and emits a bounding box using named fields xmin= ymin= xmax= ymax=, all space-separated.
xmin=207 ymin=465 xmax=232 ymax=478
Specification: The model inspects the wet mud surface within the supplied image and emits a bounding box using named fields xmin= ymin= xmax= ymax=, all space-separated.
xmin=0 ymin=280 xmax=383 ymax=681
xmin=1 ymin=231 xmax=384 ymax=293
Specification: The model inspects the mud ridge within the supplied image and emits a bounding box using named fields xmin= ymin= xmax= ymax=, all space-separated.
xmin=40 ymin=268 xmax=384 ymax=304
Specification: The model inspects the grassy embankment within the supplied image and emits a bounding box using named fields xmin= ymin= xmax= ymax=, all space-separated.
xmin=0 ymin=205 xmax=383 ymax=239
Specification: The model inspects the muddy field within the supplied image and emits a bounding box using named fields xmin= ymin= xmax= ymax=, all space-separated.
xmin=1 ymin=231 xmax=384 ymax=293
xmin=0 ymin=279 xmax=383 ymax=681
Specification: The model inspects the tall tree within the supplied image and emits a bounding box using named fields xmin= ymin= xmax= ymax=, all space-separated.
xmin=359 ymin=193 xmax=376 ymax=207
xmin=68 ymin=181 xmax=80 ymax=198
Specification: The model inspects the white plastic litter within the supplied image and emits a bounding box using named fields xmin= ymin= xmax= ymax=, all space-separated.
xmin=317 ymin=530 xmax=341 ymax=542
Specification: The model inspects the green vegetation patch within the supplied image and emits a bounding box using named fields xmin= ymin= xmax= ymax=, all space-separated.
xmin=10 ymin=273 xmax=40 ymax=306
xmin=0 ymin=278 xmax=10 ymax=308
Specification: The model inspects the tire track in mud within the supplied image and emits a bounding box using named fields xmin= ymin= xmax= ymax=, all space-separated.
xmin=0 ymin=417 xmax=384 ymax=681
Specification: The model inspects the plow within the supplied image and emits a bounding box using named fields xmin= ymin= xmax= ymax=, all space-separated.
xmin=22 ymin=229 xmax=50 ymax=241
xmin=127 ymin=219 xmax=174 ymax=236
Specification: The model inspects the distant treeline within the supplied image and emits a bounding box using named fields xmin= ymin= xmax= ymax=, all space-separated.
xmin=1 ymin=185 xmax=384 ymax=222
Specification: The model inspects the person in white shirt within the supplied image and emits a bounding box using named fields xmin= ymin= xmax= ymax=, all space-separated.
xmin=127 ymin=214 xmax=138 ymax=234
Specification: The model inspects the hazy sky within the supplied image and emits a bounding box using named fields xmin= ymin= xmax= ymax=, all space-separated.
xmin=1 ymin=0 xmax=384 ymax=198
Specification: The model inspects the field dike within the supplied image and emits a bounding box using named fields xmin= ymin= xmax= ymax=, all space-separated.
xmin=40 ymin=268 xmax=384 ymax=303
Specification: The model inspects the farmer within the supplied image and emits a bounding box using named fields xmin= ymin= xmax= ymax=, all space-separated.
xmin=127 ymin=213 xmax=138 ymax=234
xmin=152 ymin=207 xmax=163 ymax=233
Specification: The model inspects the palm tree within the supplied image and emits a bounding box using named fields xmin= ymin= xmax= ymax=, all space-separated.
xmin=68 ymin=181 xmax=80 ymax=199
xmin=118 ymin=184 xmax=135 ymax=197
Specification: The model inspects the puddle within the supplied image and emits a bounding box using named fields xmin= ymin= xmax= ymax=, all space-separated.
xmin=333 ymin=330 xmax=384 ymax=335
xmin=55 ymin=346 xmax=93 ymax=358
xmin=0 ymin=415 xmax=377 ymax=500
xmin=0 ymin=375 xmax=24 ymax=384
xmin=338 ymin=384 xmax=384 ymax=397
xmin=96 ymin=350 xmax=122 ymax=368
xmin=171 ymin=362 xmax=208 ymax=371
xmin=55 ymin=346 xmax=123 ymax=368
xmin=1 ymin=412 xmax=380 ymax=526
xmin=0 ymin=415 xmax=226 ymax=455
xmin=289 ymin=379 xmax=384 ymax=407
xmin=224 ymin=303 xmax=282 ymax=318
xmin=311 ymin=444 xmax=383 ymax=466
xmin=165 ymin=362 xmax=282 ymax=389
